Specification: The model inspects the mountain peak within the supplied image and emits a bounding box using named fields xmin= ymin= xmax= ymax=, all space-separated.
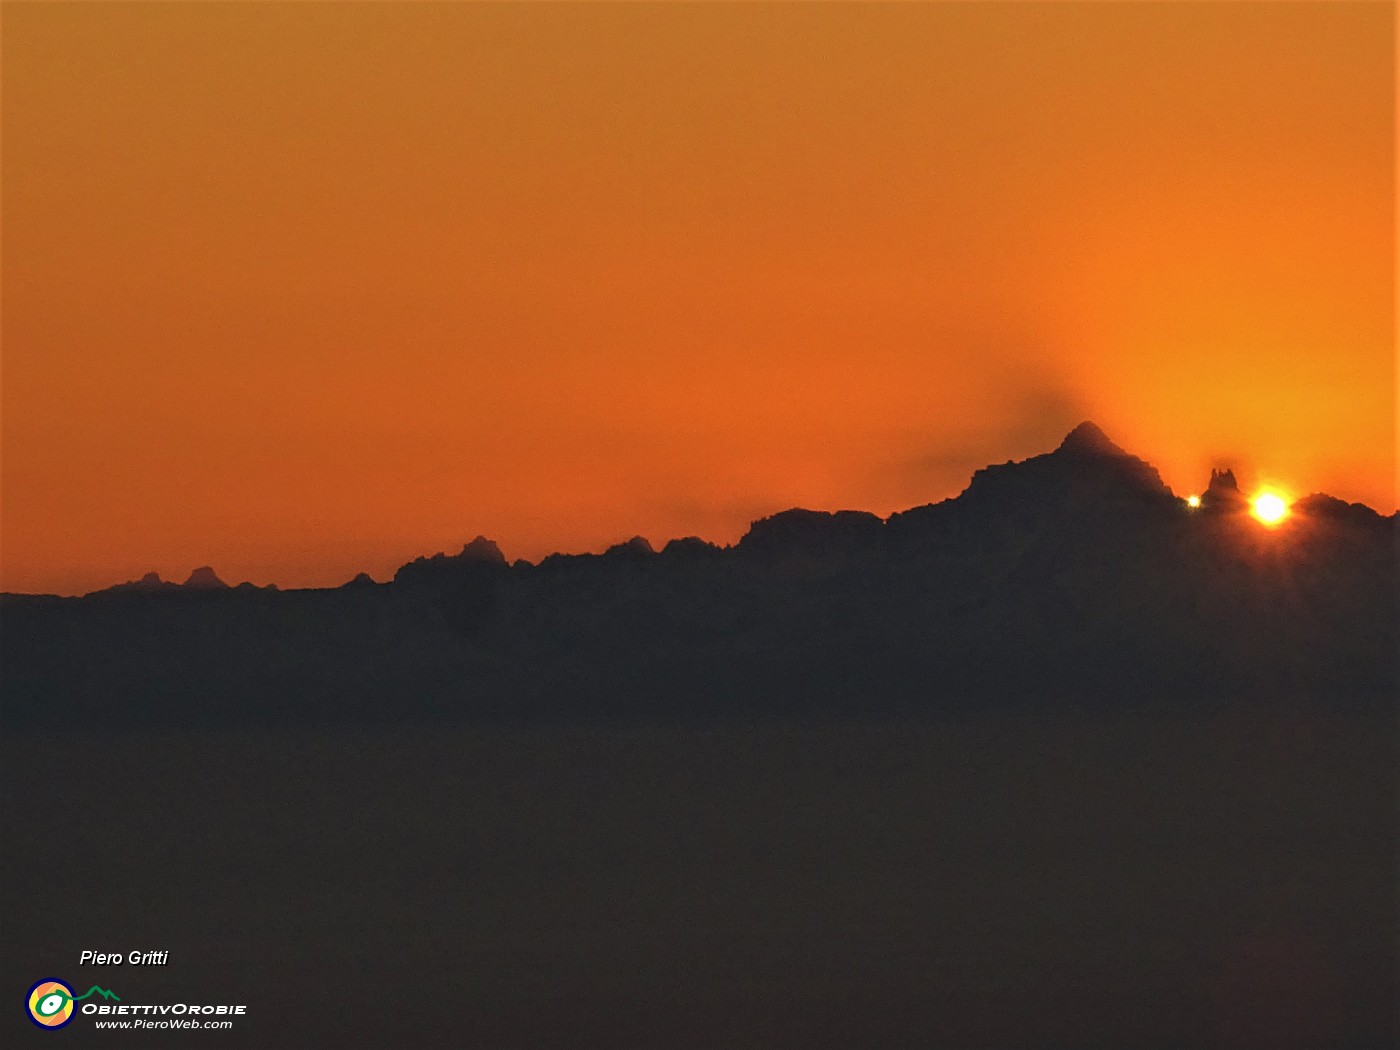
xmin=182 ymin=566 xmax=228 ymax=589
xmin=604 ymin=535 xmax=656 ymax=558
xmin=1056 ymin=421 xmax=1125 ymax=457
xmin=1207 ymin=468 xmax=1239 ymax=492
xmin=950 ymin=421 xmax=1172 ymax=513
xmin=1202 ymin=468 xmax=1247 ymax=509
xmin=460 ymin=536 xmax=506 ymax=565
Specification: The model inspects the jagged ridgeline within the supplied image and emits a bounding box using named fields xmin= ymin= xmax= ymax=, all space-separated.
xmin=3 ymin=425 xmax=1395 ymax=731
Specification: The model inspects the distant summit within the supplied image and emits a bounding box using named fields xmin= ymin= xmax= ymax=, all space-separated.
xmin=604 ymin=536 xmax=656 ymax=559
xmin=394 ymin=535 xmax=508 ymax=584
xmin=1055 ymin=420 xmax=1127 ymax=458
xmin=460 ymin=536 xmax=506 ymax=565
xmin=102 ymin=571 xmax=178 ymax=595
xmin=1201 ymin=468 xmax=1248 ymax=511
xmin=182 ymin=567 xmax=228 ymax=590
xmin=954 ymin=422 xmax=1173 ymax=512
xmin=1292 ymin=492 xmax=1388 ymax=527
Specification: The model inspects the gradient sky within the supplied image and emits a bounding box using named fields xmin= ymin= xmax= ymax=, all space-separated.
xmin=3 ymin=1 xmax=1394 ymax=594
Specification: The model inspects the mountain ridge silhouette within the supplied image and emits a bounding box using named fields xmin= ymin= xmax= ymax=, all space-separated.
xmin=3 ymin=423 xmax=1393 ymax=732
xmin=48 ymin=422 xmax=1394 ymax=595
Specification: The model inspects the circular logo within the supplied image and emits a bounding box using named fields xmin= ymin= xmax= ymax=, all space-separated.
xmin=27 ymin=979 xmax=75 ymax=1029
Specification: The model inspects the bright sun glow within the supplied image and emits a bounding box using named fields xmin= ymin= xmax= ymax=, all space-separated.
xmin=1251 ymin=491 xmax=1289 ymax=525
xmin=1186 ymin=495 xmax=1201 ymax=508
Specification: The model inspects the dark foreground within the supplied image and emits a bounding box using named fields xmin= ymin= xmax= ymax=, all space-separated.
xmin=5 ymin=707 xmax=1394 ymax=1049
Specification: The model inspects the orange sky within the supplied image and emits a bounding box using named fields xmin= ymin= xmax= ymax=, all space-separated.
xmin=3 ymin=2 xmax=1394 ymax=594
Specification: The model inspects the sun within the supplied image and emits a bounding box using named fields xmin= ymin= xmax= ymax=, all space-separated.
xmin=1251 ymin=491 xmax=1289 ymax=525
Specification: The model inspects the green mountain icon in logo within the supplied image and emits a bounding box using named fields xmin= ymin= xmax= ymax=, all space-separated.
xmin=73 ymin=986 xmax=120 ymax=1002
